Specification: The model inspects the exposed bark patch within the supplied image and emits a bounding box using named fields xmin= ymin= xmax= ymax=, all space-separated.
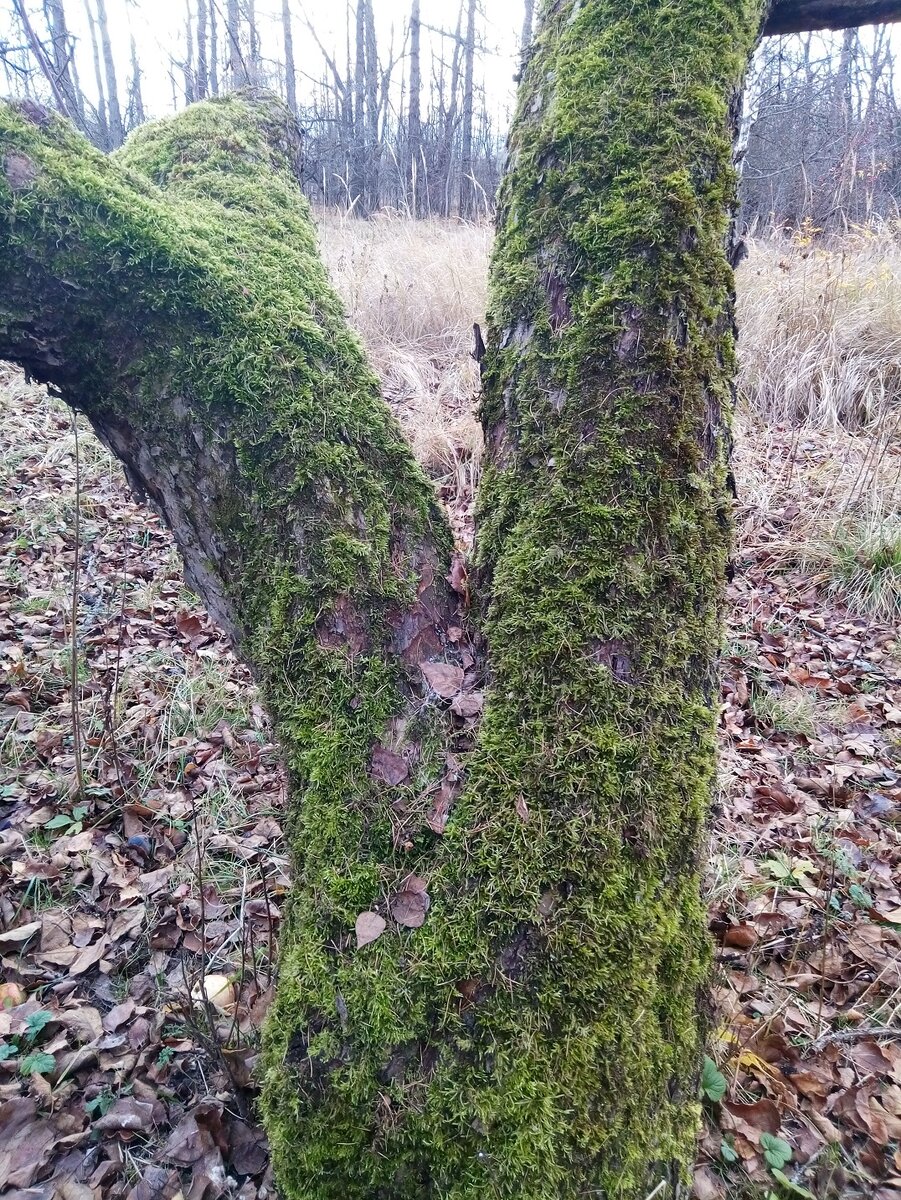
xmin=386 ymin=549 xmax=458 ymax=666
xmin=541 ymin=267 xmax=573 ymax=334
xmin=3 ymin=152 xmax=37 ymax=191
xmin=287 ymin=1016 xmax=348 ymax=1098
xmin=589 ymin=638 xmax=634 ymax=683
xmin=315 ymin=595 xmax=370 ymax=656
xmin=379 ymin=1040 xmax=439 ymax=1089
xmin=616 ymin=304 xmax=644 ymax=362
xmin=13 ymin=99 xmax=52 ymax=128
xmin=495 ymin=921 xmax=543 ymax=983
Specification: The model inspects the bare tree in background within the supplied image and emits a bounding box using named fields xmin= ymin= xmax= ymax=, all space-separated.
xmin=282 ymin=0 xmax=296 ymax=114
xmin=196 ymin=0 xmax=208 ymax=99
xmin=226 ymin=0 xmax=246 ymax=88
xmin=458 ymin=0 xmax=476 ymax=216
xmin=408 ymin=0 xmax=421 ymax=213
xmin=94 ymin=0 xmax=123 ymax=144
xmin=520 ymin=0 xmax=533 ymax=59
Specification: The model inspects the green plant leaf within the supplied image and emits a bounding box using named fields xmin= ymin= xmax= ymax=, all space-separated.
xmin=43 ymin=814 xmax=72 ymax=830
xmin=761 ymin=1132 xmax=793 ymax=1170
xmin=20 ymin=1050 xmax=56 ymax=1075
xmin=24 ymin=1009 xmax=52 ymax=1042
xmin=770 ymin=1168 xmax=815 ymax=1197
xmin=701 ymin=1055 xmax=727 ymax=1102
xmin=0 ymin=1042 xmax=15 ymax=1061
xmin=720 ymin=1138 xmax=738 ymax=1164
xmin=848 ymin=884 xmax=873 ymax=909
xmin=85 ymin=1090 xmax=115 ymax=1117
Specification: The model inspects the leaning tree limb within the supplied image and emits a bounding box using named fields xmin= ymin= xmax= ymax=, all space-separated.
xmin=765 ymin=0 xmax=901 ymax=34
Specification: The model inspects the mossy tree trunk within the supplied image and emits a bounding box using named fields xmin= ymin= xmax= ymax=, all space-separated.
xmin=2 ymin=1 xmax=786 ymax=1194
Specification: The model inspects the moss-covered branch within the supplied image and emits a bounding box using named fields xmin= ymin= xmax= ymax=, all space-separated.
xmin=765 ymin=0 xmax=901 ymax=34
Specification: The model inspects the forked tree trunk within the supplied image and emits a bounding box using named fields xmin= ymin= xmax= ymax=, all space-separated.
xmin=1 ymin=0 xmax=817 ymax=1192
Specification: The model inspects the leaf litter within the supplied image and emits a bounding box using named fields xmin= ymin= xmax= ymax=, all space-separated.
xmin=1 ymin=372 xmax=900 ymax=1198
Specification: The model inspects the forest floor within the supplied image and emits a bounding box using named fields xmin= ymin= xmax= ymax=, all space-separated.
xmin=1 ymin=219 xmax=900 ymax=1200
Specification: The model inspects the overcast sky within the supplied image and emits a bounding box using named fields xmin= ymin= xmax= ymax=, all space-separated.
xmin=8 ymin=0 xmax=525 ymax=123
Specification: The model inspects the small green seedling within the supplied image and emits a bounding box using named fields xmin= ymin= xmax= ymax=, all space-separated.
xmin=701 ymin=1055 xmax=727 ymax=1102
xmin=43 ymin=805 xmax=90 ymax=835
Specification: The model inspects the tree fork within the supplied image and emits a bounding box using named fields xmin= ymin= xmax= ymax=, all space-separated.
xmin=1 ymin=0 xmax=881 ymax=1191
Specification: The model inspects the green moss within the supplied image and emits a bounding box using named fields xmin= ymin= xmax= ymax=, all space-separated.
xmin=1 ymin=10 xmax=765 ymax=1186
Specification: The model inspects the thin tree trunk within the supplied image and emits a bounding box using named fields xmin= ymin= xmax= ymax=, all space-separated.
xmin=459 ymin=0 xmax=475 ymax=217
xmin=364 ymin=0 xmax=380 ymax=209
xmin=94 ymin=0 xmax=123 ymax=146
xmin=209 ymin=0 xmax=219 ymax=94
xmin=226 ymin=0 xmax=245 ymax=88
xmin=196 ymin=0 xmax=208 ymax=99
xmin=43 ymin=0 xmax=85 ymax=123
xmin=247 ymin=0 xmax=261 ymax=85
xmin=520 ymin=0 xmax=534 ymax=58
xmin=184 ymin=0 xmax=196 ymax=104
xmin=351 ymin=0 xmax=367 ymax=210
xmin=14 ymin=0 xmax=77 ymax=121
xmin=408 ymin=0 xmax=421 ymax=214
xmin=282 ymin=0 xmax=296 ymax=115
xmin=129 ymin=35 xmax=145 ymax=125
xmin=84 ymin=0 xmax=109 ymax=149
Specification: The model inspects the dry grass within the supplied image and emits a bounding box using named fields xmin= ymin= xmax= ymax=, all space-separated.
xmin=316 ymin=211 xmax=901 ymax=616
xmin=736 ymin=221 xmax=901 ymax=430
xmin=316 ymin=210 xmax=488 ymax=519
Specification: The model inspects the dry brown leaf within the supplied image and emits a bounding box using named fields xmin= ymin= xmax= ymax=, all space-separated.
xmin=355 ymin=911 xmax=386 ymax=949
xmin=391 ymin=876 xmax=430 ymax=929
xmin=419 ymin=661 xmax=464 ymax=699
xmin=93 ymin=1098 xmax=156 ymax=1134
xmin=450 ymin=691 xmax=483 ymax=718
xmin=370 ymin=745 xmax=409 ymax=786
xmin=0 ymin=921 xmax=40 ymax=948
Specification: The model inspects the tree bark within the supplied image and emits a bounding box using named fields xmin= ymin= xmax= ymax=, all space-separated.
xmin=196 ymin=0 xmax=209 ymax=100
xmin=2 ymin=0 xmax=773 ymax=1191
xmin=408 ymin=0 xmax=421 ymax=214
xmin=226 ymin=0 xmax=246 ymax=88
xmin=765 ymin=0 xmax=901 ymax=34
xmin=282 ymin=0 xmax=297 ymax=115
xmin=520 ymin=0 xmax=534 ymax=58
xmin=459 ymin=0 xmax=475 ymax=217
xmin=94 ymin=0 xmax=122 ymax=145
xmin=129 ymin=35 xmax=145 ymax=125
xmin=209 ymin=0 xmax=219 ymax=94
xmin=351 ymin=0 xmax=367 ymax=210
xmin=84 ymin=0 xmax=109 ymax=149
xmin=43 ymin=0 xmax=85 ymax=125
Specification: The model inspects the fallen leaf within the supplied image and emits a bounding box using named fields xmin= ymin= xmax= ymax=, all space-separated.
xmin=93 ymin=1097 xmax=156 ymax=1134
xmin=0 ymin=921 xmax=40 ymax=947
xmin=355 ymin=911 xmax=386 ymax=949
xmin=419 ymin=661 xmax=464 ymax=699
xmin=391 ymin=876 xmax=430 ymax=929
xmin=450 ymin=691 xmax=483 ymax=718
xmin=370 ymin=745 xmax=409 ymax=786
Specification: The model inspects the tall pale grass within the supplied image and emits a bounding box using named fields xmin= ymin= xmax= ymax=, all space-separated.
xmin=736 ymin=222 xmax=901 ymax=429
xmin=316 ymin=210 xmax=489 ymax=506
xmin=316 ymin=210 xmax=901 ymax=615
